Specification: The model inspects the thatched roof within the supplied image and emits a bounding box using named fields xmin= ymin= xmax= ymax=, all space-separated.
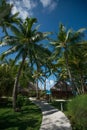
xmin=28 ymin=82 xmax=40 ymax=90
xmin=18 ymin=82 xmax=40 ymax=93
xmin=51 ymin=80 xmax=72 ymax=91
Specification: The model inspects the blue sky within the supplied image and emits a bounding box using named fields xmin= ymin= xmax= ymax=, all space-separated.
xmin=0 ymin=0 xmax=87 ymax=89
xmin=1 ymin=0 xmax=87 ymax=48
xmin=6 ymin=0 xmax=87 ymax=32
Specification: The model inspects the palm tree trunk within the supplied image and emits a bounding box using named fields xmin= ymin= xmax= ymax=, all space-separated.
xmin=36 ymin=79 xmax=39 ymax=99
xmin=80 ymin=73 xmax=85 ymax=94
xmin=64 ymin=50 xmax=76 ymax=92
xmin=12 ymin=57 xmax=25 ymax=111
xmin=44 ymin=78 xmax=46 ymax=91
xmin=76 ymin=68 xmax=85 ymax=94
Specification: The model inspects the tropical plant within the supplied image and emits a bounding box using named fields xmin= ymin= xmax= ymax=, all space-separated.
xmin=68 ymin=41 xmax=87 ymax=94
xmin=67 ymin=94 xmax=87 ymax=130
xmin=0 ymin=0 xmax=20 ymax=35
xmin=0 ymin=17 xmax=51 ymax=111
xmin=0 ymin=61 xmax=14 ymax=96
xmin=50 ymin=24 xmax=85 ymax=93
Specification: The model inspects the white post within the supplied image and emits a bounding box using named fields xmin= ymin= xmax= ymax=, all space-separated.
xmin=60 ymin=102 xmax=63 ymax=111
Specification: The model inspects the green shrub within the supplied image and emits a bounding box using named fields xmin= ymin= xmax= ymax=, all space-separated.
xmin=67 ymin=94 xmax=87 ymax=130
xmin=23 ymin=97 xmax=30 ymax=105
xmin=16 ymin=94 xmax=24 ymax=108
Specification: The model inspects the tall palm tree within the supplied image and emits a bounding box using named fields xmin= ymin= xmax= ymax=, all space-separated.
xmin=68 ymin=40 xmax=87 ymax=94
xmin=0 ymin=17 xmax=51 ymax=111
xmin=51 ymin=24 xmax=85 ymax=92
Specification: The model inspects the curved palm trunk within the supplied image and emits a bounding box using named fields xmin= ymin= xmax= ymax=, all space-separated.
xmin=36 ymin=79 xmax=39 ymax=99
xmin=64 ymin=50 xmax=76 ymax=92
xmin=80 ymin=72 xmax=85 ymax=94
xmin=12 ymin=57 xmax=25 ymax=111
xmin=44 ymin=78 xmax=46 ymax=91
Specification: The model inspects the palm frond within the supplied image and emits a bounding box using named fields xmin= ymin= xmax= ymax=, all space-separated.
xmin=10 ymin=12 xmax=19 ymax=20
xmin=34 ymin=24 xmax=41 ymax=31
xmin=65 ymin=29 xmax=72 ymax=42
xmin=77 ymin=28 xmax=86 ymax=33
xmin=26 ymin=17 xmax=37 ymax=32
xmin=0 ymin=46 xmax=16 ymax=60
xmin=50 ymin=41 xmax=58 ymax=45
xmin=10 ymin=25 xmax=23 ymax=38
xmin=14 ymin=48 xmax=24 ymax=63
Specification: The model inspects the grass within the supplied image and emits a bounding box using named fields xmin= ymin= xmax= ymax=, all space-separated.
xmin=0 ymin=98 xmax=42 ymax=130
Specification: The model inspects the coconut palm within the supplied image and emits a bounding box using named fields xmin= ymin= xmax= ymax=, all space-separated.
xmin=51 ymin=24 xmax=85 ymax=92
xmin=0 ymin=17 xmax=51 ymax=111
xmin=68 ymin=40 xmax=87 ymax=94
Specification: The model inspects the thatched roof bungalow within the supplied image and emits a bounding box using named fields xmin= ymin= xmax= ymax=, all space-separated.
xmin=19 ymin=82 xmax=40 ymax=97
xmin=51 ymin=80 xmax=73 ymax=98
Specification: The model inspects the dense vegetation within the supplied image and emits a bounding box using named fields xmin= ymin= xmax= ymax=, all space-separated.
xmin=67 ymin=94 xmax=87 ymax=130
xmin=0 ymin=0 xmax=87 ymax=129
xmin=0 ymin=98 xmax=42 ymax=130
xmin=0 ymin=0 xmax=87 ymax=106
xmin=51 ymin=94 xmax=87 ymax=130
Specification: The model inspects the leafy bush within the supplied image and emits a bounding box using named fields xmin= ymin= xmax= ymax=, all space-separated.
xmin=0 ymin=100 xmax=42 ymax=130
xmin=16 ymin=94 xmax=30 ymax=109
xmin=16 ymin=94 xmax=24 ymax=108
xmin=67 ymin=94 xmax=87 ymax=130
xmin=23 ymin=96 xmax=30 ymax=105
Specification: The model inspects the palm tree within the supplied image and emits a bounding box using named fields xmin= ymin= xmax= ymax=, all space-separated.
xmin=51 ymin=24 xmax=85 ymax=92
xmin=0 ymin=0 xmax=20 ymax=35
xmin=68 ymin=40 xmax=87 ymax=94
xmin=0 ymin=17 xmax=51 ymax=111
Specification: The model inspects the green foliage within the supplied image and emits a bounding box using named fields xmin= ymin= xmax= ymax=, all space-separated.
xmin=0 ymin=97 xmax=12 ymax=108
xmin=0 ymin=65 xmax=14 ymax=97
xmin=50 ymin=100 xmax=68 ymax=111
xmin=16 ymin=94 xmax=24 ymax=108
xmin=50 ymin=24 xmax=87 ymax=94
xmin=0 ymin=99 xmax=42 ymax=130
xmin=67 ymin=94 xmax=87 ymax=130
xmin=23 ymin=97 xmax=30 ymax=106
xmin=16 ymin=94 xmax=32 ymax=108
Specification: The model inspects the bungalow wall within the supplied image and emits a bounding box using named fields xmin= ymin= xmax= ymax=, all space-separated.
xmin=51 ymin=90 xmax=73 ymax=99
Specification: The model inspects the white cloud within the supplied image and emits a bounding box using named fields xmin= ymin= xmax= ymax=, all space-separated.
xmin=46 ymin=79 xmax=55 ymax=89
xmin=7 ymin=0 xmax=37 ymax=19
xmin=40 ymin=0 xmax=52 ymax=7
xmin=49 ymin=80 xmax=55 ymax=86
xmin=40 ymin=0 xmax=58 ymax=11
xmin=22 ymin=0 xmax=37 ymax=9
xmin=38 ymin=79 xmax=55 ymax=90
xmin=49 ymin=1 xmax=57 ymax=11
xmin=11 ymin=6 xmax=18 ymax=15
xmin=7 ymin=0 xmax=58 ymax=19
xmin=11 ymin=6 xmax=30 ymax=19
